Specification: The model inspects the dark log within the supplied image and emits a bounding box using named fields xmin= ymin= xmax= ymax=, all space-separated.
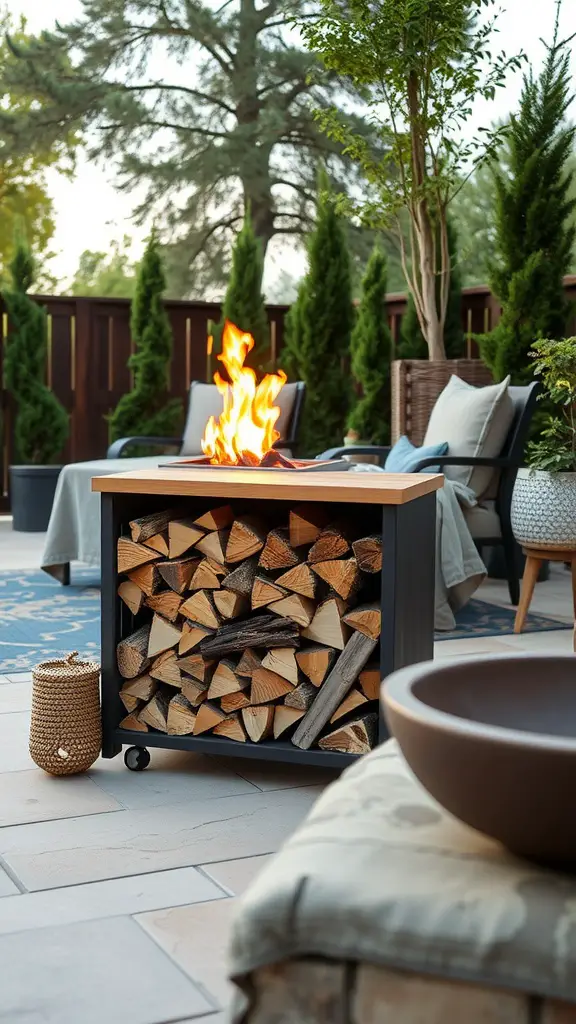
xmin=352 ymin=535 xmax=383 ymax=574
xmin=200 ymin=614 xmax=300 ymax=658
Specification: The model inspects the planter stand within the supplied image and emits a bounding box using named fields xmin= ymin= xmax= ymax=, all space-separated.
xmin=514 ymin=546 xmax=576 ymax=646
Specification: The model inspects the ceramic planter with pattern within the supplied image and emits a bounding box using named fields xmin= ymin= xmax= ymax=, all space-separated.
xmin=511 ymin=468 xmax=576 ymax=550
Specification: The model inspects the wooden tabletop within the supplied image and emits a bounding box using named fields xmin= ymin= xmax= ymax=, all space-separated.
xmin=92 ymin=466 xmax=443 ymax=505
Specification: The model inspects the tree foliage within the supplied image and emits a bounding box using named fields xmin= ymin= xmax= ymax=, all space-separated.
xmin=398 ymin=220 xmax=464 ymax=359
xmin=70 ymin=237 xmax=136 ymax=298
xmin=347 ymin=245 xmax=391 ymax=444
xmin=2 ymin=241 xmax=68 ymax=464
xmin=109 ymin=232 xmax=183 ymax=441
xmin=218 ymin=210 xmax=269 ymax=366
xmin=0 ymin=0 xmax=379 ymax=295
xmin=301 ymin=0 xmax=523 ymax=359
xmin=281 ymin=176 xmax=354 ymax=454
xmin=479 ymin=7 xmax=576 ymax=384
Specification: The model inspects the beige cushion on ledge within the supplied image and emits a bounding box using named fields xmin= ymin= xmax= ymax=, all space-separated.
xmin=423 ymin=375 xmax=514 ymax=499
xmin=180 ymin=381 xmax=299 ymax=456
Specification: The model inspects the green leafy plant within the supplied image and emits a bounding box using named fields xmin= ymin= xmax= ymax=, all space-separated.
xmin=110 ymin=231 xmax=182 ymax=442
xmin=527 ymin=337 xmax=576 ymax=472
xmin=347 ymin=244 xmax=391 ymax=444
xmin=2 ymin=240 xmax=68 ymax=464
xmin=218 ymin=210 xmax=269 ymax=368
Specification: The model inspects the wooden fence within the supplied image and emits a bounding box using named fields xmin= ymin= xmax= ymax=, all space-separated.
xmin=1 ymin=278 xmax=575 ymax=512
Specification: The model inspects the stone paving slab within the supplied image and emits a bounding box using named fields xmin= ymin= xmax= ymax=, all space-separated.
xmin=0 ymin=768 xmax=123 ymax=827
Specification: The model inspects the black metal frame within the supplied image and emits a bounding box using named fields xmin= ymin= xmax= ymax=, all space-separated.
xmin=100 ymin=487 xmax=437 ymax=768
xmin=319 ymin=383 xmax=540 ymax=607
xmin=106 ymin=380 xmax=307 ymax=459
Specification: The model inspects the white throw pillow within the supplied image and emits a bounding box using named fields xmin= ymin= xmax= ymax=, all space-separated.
xmin=180 ymin=381 xmax=299 ymax=456
xmin=423 ymin=374 xmax=515 ymax=498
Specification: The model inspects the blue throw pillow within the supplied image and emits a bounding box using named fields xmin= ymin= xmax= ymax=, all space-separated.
xmin=384 ymin=435 xmax=448 ymax=474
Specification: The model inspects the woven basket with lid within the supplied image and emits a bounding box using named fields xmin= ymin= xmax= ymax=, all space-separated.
xmin=30 ymin=652 xmax=101 ymax=776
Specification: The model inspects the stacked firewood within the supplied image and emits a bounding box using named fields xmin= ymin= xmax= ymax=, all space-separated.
xmin=116 ymin=503 xmax=383 ymax=755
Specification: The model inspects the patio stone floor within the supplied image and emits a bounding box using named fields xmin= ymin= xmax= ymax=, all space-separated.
xmin=0 ymin=517 xmax=573 ymax=1022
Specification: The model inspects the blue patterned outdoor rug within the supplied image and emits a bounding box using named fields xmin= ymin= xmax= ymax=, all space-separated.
xmin=0 ymin=571 xmax=571 ymax=672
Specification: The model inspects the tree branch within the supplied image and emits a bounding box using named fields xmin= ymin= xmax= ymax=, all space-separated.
xmin=122 ymin=83 xmax=235 ymax=115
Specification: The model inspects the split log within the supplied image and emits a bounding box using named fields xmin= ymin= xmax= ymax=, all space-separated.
xmin=120 ymin=692 xmax=141 ymax=713
xmin=207 ymin=659 xmax=248 ymax=700
xmin=330 ymin=687 xmax=368 ymax=724
xmin=143 ymin=532 xmax=170 ymax=557
xmin=236 ymin=648 xmax=262 ymax=678
xmin=129 ymin=508 xmax=177 ymax=544
xmin=206 ymin=558 xmax=228 ymax=577
xmin=308 ymin=523 xmax=351 ymax=564
xmin=273 ymin=706 xmax=305 ymax=739
xmin=158 ymin=557 xmax=199 ymax=594
xmin=242 ymin=705 xmax=274 ymax=742
xmin=148 ymin=614 xmax=182 ymax=659
xmin=117 ymin=624 xmax=151 ymax=679
xmin=319 ymin=713 xmax=378 ymax=754
xmin=302 ymin=598 xmax=350 ymax=650
xmin=194 ymin=505 xmax=234 ymax=531
xmin=276 ymin=563 xmax=319 ymax=600
xmin=258 ymin=528 xmax=301 ymax=571
xmin=139 ymin=691 xmax=170 ymax=732
xmin=178 ymin=652 xmax=214 ymax=684
xmin=352 ymin=535 xmax=383 ymax=574
xmin=213 ymin=714 xmax=247 ymax=743
xmin=358 ymin=664 xmax=380 ymax=701
xmin=167 ymin=693 xmax=197 ymax=735
xmin=296 ymin=646 xmax=336 ymax=687
xmin=213 ymin=589 xmax=248 ymax=620
xmin=168 ymin=517 xmax=205 ymax=559
xmin=222 ymin=557 xmax=258 ymax=596
xmin=117 ymin=537 xmax=161 ymax=574
xmin=127 ymin=563 xmax=161 ymax=597
xmin=118 ymin=580 xmax=145 ymax=616
xmin=193 ymin=702 xmax=227 ymax=735
xmin=268 ymin=593 xmax=315 ymax=628
xmin=226 ymin=517 xmax=266 ymax=563
xmin=200 ymin=614 xmax=299 ymax=658
xmin=221 ymin=691 xmax=251 ymax=713
xmin=292 ymin=631 xmax=379 ymax=750
xmin=195 ymin=530 xmax=229 ymax=565
xmin=179 ymin=622 xmax=215 ymax=656
xmin=190 ymin=560 xmax=222 ymax=591
xmin=119 ymin=712 xmax=148 ymax=732
xmin=181 ymin=676 xmax=208 ymax=707
xmin=342 ymin=603 xmax=381 ymax=642
xmin=284 ymin=680 xmax=316 ymax=712
xmin=251 ymin=667 xmax=294 ymax=705
xmin=120 ymin=674 xmax=157 ymax=702
xmin=311 ymin=558 xmax=360 ymax=601
xmin=180 ymin=590 xmax=221 ymax=629
xmin=251 ymin=576 xmax=288 ymax=611
xmin=146 ymin=590 xmax=183 ymax=623
xmin=261 ymin=648 xmax=298 ymax=685
xmin=289 ymin=504 xmax=330 ymax=548
xmin=149 ymin=651 xmax=182 ymax=688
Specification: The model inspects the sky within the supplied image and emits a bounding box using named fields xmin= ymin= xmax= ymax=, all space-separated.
xmin=7 ymin=0 xmax=576 ymax=290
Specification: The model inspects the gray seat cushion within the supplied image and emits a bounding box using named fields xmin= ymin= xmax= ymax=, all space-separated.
xmin=464 ymin=501 xmax=502 ymax=540
xmin=181 ymin=381 xmax=299 ymax=456
xmin=230 ymin=740 xmax=576 ymax=1009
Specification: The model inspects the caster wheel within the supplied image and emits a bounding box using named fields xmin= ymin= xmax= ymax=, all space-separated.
xmin=124 ymin=746 xmax=150 ymax=772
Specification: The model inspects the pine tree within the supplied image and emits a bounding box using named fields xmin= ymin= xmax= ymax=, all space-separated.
xmin=110 ymin=232 xmax=182 ymax=441
xmin=218 ymin=210 xmax=269 ymax=367
xmin=398 ymin=220 xmax=464 ymax=360
xmin=2 ymin=241 xmax=69 ymax=464
xmin=285 ymin=177 xmax=354 ymax=455
xmin=479 ymin=5 xmax=576 ymax=383
xmin=347 ymin=245 xmax=391 ymax=444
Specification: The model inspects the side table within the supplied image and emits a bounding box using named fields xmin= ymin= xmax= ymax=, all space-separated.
xmin=514 ymin=546 xmax=576 ymax=650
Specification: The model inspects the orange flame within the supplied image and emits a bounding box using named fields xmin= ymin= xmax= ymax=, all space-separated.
xmin=201 ymin=321 xmax=287 ymax=466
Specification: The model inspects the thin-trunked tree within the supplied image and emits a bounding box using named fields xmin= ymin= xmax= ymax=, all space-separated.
xmin=302 ymin=0 xmax=523 ymax=360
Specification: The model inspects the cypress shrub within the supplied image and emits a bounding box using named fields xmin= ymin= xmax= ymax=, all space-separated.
xmin=347 ymin=245 xmax=391 ymax=444
xmin=218 ymin=209 xmax=269 ymax=367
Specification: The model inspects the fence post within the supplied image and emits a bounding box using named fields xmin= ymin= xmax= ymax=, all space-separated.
xmin=72 ymin=298 xmax=92 ymax=463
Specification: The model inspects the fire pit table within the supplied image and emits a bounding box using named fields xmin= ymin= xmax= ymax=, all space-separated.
xmin=92 ymin=465 xmax=442 ymax=770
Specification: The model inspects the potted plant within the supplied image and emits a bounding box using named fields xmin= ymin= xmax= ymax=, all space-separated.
xmin=511 ymin=337 xmax=576 ymax=549
xmin=3 ymin=241 xmax=69 ymax=531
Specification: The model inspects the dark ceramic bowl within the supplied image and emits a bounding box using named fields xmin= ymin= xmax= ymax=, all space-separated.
xmin=383 ymin=655 xmax=576 ymax=866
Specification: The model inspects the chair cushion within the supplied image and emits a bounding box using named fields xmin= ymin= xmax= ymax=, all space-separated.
xmin=384 ymin=436 xmax=448 ymax=474
xmin=180 ymin=381 xmax=299 ymax=456
xmin=423 ymin=375 xmax=514 ymax=498
xmin=464 ymin=501 xmax=502 ymax=540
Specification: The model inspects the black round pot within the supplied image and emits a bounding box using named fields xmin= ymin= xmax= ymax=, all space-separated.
xmin=10 ymin=465 xmax=62 ymax=532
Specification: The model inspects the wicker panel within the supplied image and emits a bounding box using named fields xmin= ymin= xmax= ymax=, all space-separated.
xmin=391 ymin=360 xmax=494 ymax=446
xmin=30 ymin=652 xmax=101 ymax=776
